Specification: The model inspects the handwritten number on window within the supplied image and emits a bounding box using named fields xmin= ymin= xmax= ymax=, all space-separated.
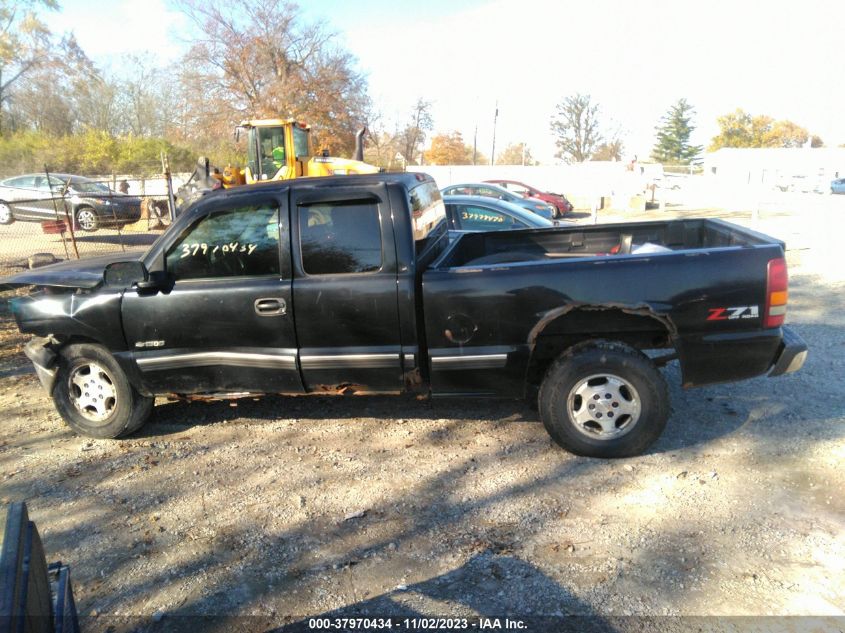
xmin=180 ymin=242 xmax=259 ymax=258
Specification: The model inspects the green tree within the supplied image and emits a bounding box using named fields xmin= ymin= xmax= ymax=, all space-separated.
xmin=550 ymin=93 xmax=602 ymax=163
xmin=651 ymin=98 xmax=702 ymax=164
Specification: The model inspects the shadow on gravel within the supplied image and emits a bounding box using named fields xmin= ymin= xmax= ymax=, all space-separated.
xmin=272 ymin=553 xmax=604 ymax=633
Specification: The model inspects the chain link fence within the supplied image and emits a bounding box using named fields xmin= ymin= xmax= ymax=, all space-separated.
xmin=0 ymin=165 xmax=189 ymax=277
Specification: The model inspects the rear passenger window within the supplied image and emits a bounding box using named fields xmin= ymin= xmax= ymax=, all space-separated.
xmin=299 ymin=201 xmax=382 ymax=275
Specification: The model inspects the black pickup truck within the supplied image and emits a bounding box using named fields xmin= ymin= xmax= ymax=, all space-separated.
xmin=2 ymin=173 xmax=807 ymax=457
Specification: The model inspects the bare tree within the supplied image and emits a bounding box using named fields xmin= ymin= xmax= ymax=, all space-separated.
xmin=10 ymin=33 xmax=100 ymax=135
xmin=550 ymin=93 xmax=602 ymax=163
xmin=0 ymin=0 xmax=58 ymax=133
xmin=395 ymin=98 xmax=433 ymax=166
xmin=175 ymin=0 xmax=371 ymax=156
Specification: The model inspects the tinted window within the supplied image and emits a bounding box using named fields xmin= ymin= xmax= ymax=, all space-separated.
xmin=166 ymin=204 xmax=281 ymax=280
xmin=455 ymin=205 xmax=523 ymax=231
xmin=299 ymin=201 xmax=381 ymax=275
xmin=69 ymin=180 xmax=111 ymax=194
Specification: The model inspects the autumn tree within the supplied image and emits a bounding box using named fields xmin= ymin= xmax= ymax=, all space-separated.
xmin=427 ymin=131 xmax=473 ymax=165
xmin=0 ymin=0 xmax=58 ymax=134
xmin=709 ymin=109 xmax=814 ymax=150
xmin=550 ymin=93 xmax=602 ymax=162
xmin=591 ymin=137 xmax=625 ymax=161
xmin=175 ymin=0 xmax=370 ymax=156
xmin=496 ymin=142 xmax=536 ymax=165
xmin=651 ymin=99 xmax=702 ymax=164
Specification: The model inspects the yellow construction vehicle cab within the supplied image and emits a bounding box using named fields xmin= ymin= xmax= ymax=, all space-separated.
xmin=235 ymin=118 xmax=378 ymax=185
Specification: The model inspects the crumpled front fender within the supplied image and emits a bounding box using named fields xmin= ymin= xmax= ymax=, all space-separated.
xmin=23 ymin=337 xmax=59 ymax=393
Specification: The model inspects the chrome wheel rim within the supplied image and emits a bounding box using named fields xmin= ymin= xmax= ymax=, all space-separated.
xmin=68 ymin=362 xmax=117 ymax=422
xmin=0 ymin=203 xmax=11 ymax=223
xmin=566 ymin=373 xmax=641 ymax=440
xmin=77 ymin=209 xmax=97 ymax=230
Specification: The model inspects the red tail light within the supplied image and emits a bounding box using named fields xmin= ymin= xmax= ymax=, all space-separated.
xmin=764 ymin=257 xmax=788 ymax=328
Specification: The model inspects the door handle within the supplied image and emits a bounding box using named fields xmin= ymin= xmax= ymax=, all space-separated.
xmin=254 ymin=297 xmax=287 ymax=316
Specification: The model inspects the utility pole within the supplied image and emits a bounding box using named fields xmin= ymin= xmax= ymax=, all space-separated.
xmin=473 ymin=125 xmax=478 ymax=166
xmin=491 ymin=101 xmax=498 ymax=166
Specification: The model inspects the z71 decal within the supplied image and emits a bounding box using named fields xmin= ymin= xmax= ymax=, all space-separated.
xmin=707 ymin=305 xmax=760 ymax=321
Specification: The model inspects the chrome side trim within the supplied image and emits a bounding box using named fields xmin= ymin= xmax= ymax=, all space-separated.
xmin=137 ymin=351 xmax=297 ymax=372
xmin=431 ymin=354 xmax=508 ymax=370
xmin=403 ymin=353 xmax=415 ymax=366
xmin=300 ymin=353 xmax=400 ymax=370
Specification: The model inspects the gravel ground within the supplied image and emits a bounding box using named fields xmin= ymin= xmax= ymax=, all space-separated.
xmin=0 ymin=197 xmax=843 ymax=632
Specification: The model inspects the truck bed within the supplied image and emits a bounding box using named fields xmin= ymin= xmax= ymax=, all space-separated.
xmin=435 ymin=218 xmax=781 ymax=268
xmin=421 ymin=218 xmax=788 ymax=396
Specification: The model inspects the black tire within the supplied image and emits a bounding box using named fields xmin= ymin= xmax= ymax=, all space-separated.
xmin=74 ymin=206 xmax=99 ymax=232
xmin=538 ymin=340 xmax=669 ymax=458
xmin=465 ymin=251 xmax=545 ymax=266
xmin=52 ymin=344 xmax=153 ymax=439
xmin=0 ymin=201 xmax=14 ymax=225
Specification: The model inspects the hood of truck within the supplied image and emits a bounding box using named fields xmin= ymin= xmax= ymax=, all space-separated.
xmin=0 ymin=251 xmax=146 ymax=290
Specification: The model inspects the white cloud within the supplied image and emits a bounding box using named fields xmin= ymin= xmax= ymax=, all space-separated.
xmin=46 ymin=0 xmax=189 ymax=68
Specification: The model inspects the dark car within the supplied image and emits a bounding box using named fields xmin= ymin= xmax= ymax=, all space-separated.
xmin=2 ymin=173 xmax=807 ymax=458
xmin=0 ymin=174 xmax=142 ymax=231
xmin=443 ymin=195 xmax=575 ymax=237
xmin=440 ymin=182 xmax=556 ymax=219
xmin=484 ymin=179 xmax=573 ymax=217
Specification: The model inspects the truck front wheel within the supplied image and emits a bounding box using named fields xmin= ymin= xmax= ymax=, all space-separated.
xmin=52 ymin=343 xmax=153 ymax=438
xmin=538 ymin=341 xmax=669 ymax=458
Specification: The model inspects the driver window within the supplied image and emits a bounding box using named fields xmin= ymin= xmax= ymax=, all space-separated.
xmin=165 ymin=204 xmax=282 ymax=280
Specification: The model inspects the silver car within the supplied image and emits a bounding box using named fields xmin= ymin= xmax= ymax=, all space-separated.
xmin=440 ymin=182 xmax=557 ymax=219
xmin=0 ymin=174 xmax=142 ymax=231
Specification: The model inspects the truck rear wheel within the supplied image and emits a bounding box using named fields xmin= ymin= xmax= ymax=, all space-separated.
xmin=52 ymin=343 xmax=153 ymax=439
xmin=538 ymin=340 xmax=669 ymax=457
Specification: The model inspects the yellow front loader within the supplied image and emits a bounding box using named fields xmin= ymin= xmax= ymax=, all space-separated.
xmin=174 ymin=119 xmax=378 ymax=212
xmin=233 ymin=119 xmax=378 ymax=183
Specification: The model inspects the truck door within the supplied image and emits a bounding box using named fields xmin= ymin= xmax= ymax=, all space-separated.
xmin=122 ymin=193 xmax=304 ymax=395
xmin=291 ymin=184 xmax=403 ymax=392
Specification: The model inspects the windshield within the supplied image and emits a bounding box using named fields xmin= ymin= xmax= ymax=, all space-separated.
xmin=250 ymin=126 xmax=287 ymax=179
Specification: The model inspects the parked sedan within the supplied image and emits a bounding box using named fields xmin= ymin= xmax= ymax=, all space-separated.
xmin=0 ymin=174 xmax=142 ymax=231
xmin=831 ymin=178 xmax=845 ymax=194
xmin=440 ymin=182 xmax=556 ymax=219
xmin=484 ymin=179 xmax=573 ymax=217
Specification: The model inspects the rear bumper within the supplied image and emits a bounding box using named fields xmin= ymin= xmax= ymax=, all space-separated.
xmin=768 ymin=326 xmax=808 ymax=377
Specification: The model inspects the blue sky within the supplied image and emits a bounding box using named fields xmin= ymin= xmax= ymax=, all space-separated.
xmin=45 ymin=0 xmax=845 ymax=162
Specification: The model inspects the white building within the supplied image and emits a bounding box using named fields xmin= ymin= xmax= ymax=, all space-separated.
xmin=704 ymin=147 xmax=845 ymax=189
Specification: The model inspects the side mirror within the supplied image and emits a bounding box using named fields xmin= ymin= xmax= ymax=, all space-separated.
xmin=104 ymin=261 xmax=148 ymax=288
